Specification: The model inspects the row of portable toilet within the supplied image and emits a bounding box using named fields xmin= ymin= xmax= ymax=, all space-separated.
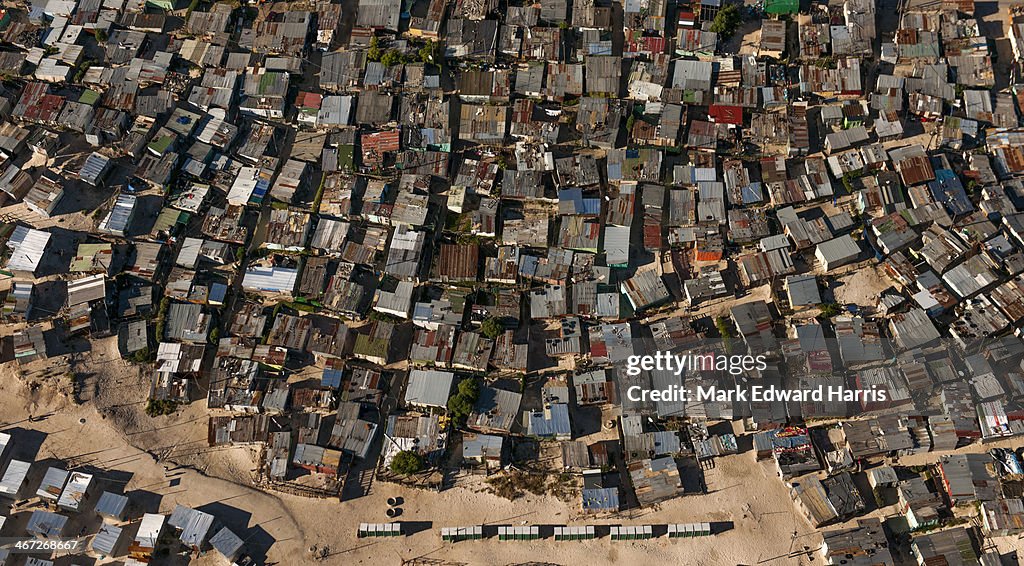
xmin=553 ymin=526 xmax=598 ymax=540
xmin=440 ymin=524 xmax=714 ymax=542
xmin=441 ymin=526 xmax=484 ymax=541
xmin=610 ymin=526 xmax=655 ymax=540
xmin=668 ymin=523 xmax=713 ymax=538
xmin=497 ymin=526 xmax=541 ymax=540
xmin=358 ymin=523 xmax=403 ymax=538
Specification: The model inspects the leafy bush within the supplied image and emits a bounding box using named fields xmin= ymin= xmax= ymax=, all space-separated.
xmin=367 ymin=37 xmax=381 ymax=61
xmin=131 ymin=347 xmax=150 ymax=363
xmin=447 ymin=378 xmax=481 ymax=424
xmin=381 ymin=49 xmax=405 ymax=67
xmin=715 ymin=316 xmax=733 ymax=338
xmin=710 ymin=4 xmax=741 ymax=40
xmin=481 ymin=317 xmax=503 ymax=339
xmin=145 ymin=399 xmax=178 ymax=417
xmin=818 ymin=302 xmax=842 ymax=318
xmin=418 ymin=41 xmax=438 ymax=63
xmin=154 ymin=297 xmax=170 ymax=341
xmin=390 ymin=450 xmax=425 ymax=475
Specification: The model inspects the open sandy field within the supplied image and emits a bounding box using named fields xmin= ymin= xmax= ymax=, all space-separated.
xmin=5 ymin=337 xmax=1022 ymax=565
xmin=0 ymin=337 xmax=825 ymax=565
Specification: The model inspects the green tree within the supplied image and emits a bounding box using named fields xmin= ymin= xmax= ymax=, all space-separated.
xmin=818 ymin=302 xmax=842 ymax=318
xmin=457 ymin=378 xmax=480 ymax=399
xmin=447 ymin=378 xmax=481 ymax=424
xmin=481 ymin=317 xmax=503 ymax=340
xmin=710 ymin=4 xmax=741 ymax=40
xmin=390 ymin=450 xmax=425 ymax=475
xmin=381 ymin=49 xmax=404 ymax=67
xmin=368 ymin=37 xmax=382 ymax=61
xmin=715 ymin=316 xmax=733 ymax=338
xmin=418 ymin=41 xmax=437 ymax=63
xmin=208 ymin=327 xmax=220 ymax=345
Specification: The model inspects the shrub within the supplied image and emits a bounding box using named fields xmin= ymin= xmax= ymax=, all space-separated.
xmin=390 ymin=450 xmax=424 ymax=475
xmin=710 ymin=4 xmax=741 ymax=40
xmin=715 ymin=316 xmax=733 ymax=338
xmin=145 ymin=399 xmax=178 ymax=417
xmin=381 ymin=49 xmax=404 ymax=68
xmin=447 ymin=378 xmax=481 ymax=424
xmin=818 ymin=302 xmax=842 ymax=318
xmin=131 ymin=347 xmax=150 ymax=363
xmin=480 ymin=317 xmax=503 ymax=339
xmin=154 ymin=297 xmax=170 ymax=341
xmin=367 ymin=37 xmax=381 ymax=61
xmin=418 ymin=41 xmax=438 ymax=63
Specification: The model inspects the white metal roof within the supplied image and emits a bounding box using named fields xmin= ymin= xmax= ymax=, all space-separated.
xmin=57 ymin=471 xmax=92 ymax=511
xmin=36 ymin=466 xmax=68 ymax=500
xmin=66 ymin=273 xmax=106 ymax=307
xmin=0 ymin=460 xmax=31 ymax=496
xmin=6 ymin=225 xmax=50 ymax=272
xmin=242 ymin=266 xmax=298 ymax=292
xmin=604 ymin=225 xmax=630 ymax=266
xmin=135 ymin=513 xmax=165 ymax=547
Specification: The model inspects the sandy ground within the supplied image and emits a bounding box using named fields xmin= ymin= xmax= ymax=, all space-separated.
xmin=4 ymin=339 xmax=1024 ymax=565
xmin=304 ymin=444 xmax=820 ymax=566
xmin=830 ymin=263 xmax=893 ymax=307
xmin=0 ymin=7 xmax=1011 ymax=559
xmin=0 ymin=341 xmax=820 ymax=565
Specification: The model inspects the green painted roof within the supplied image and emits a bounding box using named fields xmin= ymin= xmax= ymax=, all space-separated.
xmin=764 ymin=0 xmax=798 ymax=13
xmin=78 ymin=89 xmax=100 ymax=106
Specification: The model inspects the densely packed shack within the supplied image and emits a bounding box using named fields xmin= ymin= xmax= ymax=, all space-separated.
xmin=2 ymin=0 xmax=1024 ymax=562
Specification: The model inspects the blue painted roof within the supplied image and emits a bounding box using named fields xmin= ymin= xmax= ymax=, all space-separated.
xmin=582 ymin=487 xmax=620 ymax=511
xmin=527 ymin=403 xmax=571 ymax=437
xmin=927 ymin=169 xmax=973 ymax=217
xmin=741 ymin=182 xmax=764 ymax=204
xmin=559 ymin=189 xmax=601 ymax=215
xmin=250 ymin=178 xmax=270 ymax=203
xmin=322 ymin=367 xmax=344 ymax=388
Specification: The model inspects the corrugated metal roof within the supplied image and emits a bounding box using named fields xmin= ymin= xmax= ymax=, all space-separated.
xmin=92 ymin=523 xmax=122 ymax=555
xmin=168 ymin=505 xmax=215 ymax=548
xmin=582 ymin=487 xmax=620 ymax=511
xmin=95 ymin=491 xmax=129 ymax=519
xmin=80 ymin=152 xmax=110 ymax=184
xmin=463 ymin=433 xmax=504 ymax=459
xmin=0 ymin=460 xmax=31 ymax=495
xmin=468 ymin=386 xmax=522 ymax=433
xmin=101 ymin=193 xmax=137 ymax=234
xmin=526 ymin=403 xmax=571 ymax=438
xmin=37 ymin=467 xmax=68 ymax=500
xmin=136 ymin=513 xmax=165 ymax=548
xmin=209 ymin=527 xmax=244 ymax=560
xmin=26 ymin=510 xmax=68 ymax=537
xmin=57 ymin=471 xmax=92 ymax=511
xmin=67 ymin=274 xmax=106 ymax=307
xmin=404 ymin=369 xmax=455 ymax=408
xmin=6 ymin=225 xmax=51 ymax=273
xmin=815 ymin=234 xmax=861 ymax=266
xmin=242 ymin=266 xmax=298 ymax=293
xmin=605 ymin=225 xmax=630 ymax=266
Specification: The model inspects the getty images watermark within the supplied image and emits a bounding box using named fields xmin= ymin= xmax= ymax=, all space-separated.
xmin=622 ymin=351 xmax=890 ymax=404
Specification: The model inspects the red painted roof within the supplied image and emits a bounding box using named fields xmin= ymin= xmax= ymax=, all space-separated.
xmin=709 ymin=104 xmax=743 ymax=125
